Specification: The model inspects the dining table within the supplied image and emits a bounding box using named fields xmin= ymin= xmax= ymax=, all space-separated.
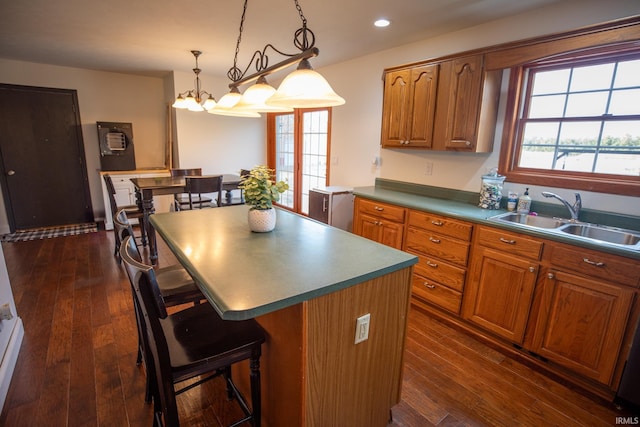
xmin=130 ymin=173 xmax=242 ymax=263
xmin=149 ymin=206 xmax=417 ymax=426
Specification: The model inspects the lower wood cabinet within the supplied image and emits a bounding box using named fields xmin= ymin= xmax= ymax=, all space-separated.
xmin=462 ymin=246 xmax=538 ymax=344
xmin=353 ymin=197 xmax=640 ymax=396
xmin=528 ymin=270 xmax=634 ymax=385
xmin=353 ymin=198 xmax=406 ymax=249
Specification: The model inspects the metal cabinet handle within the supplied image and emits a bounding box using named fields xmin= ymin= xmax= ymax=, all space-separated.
xmin=322 ymin=197 xmax=328 ymax=212
xmin=374 ymin=206 xmax=384 ymax=211
xmin=424 ymin=282 xmax=436 ymax=289
xmin=529 ymin=267 xmax=536 ymax=273
xmin=7 ymin=170 xmax=15 ymax=176
xmin=426 ymin=261 xmax=438 ymax=268
xmin=451 ymin=139 xmax=472 ymax=146
xmin=429 ymin=237 xmax=441 ymax=243
xmin=583 ymin=258 xmax=605 ymax=267
xmin=431 ymin=220 xmax=444 ymax=226
xmin=499 ymin=237 xmax=516 ymax=244
xmin=548 ymin=273 xmax=555 ymax=279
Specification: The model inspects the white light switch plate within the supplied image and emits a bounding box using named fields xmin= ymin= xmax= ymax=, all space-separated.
xmin=355 ymin=313 xmax=370 ymax=344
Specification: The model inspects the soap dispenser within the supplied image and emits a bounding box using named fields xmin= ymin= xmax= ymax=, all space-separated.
xmin=517 ymin=188 xmax=532 ymax=214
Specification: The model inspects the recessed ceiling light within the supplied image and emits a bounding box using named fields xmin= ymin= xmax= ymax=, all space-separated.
xmin=374 ymin=19 xmax=390 ymax=28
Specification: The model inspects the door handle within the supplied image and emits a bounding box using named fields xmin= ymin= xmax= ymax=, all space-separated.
xmin=7 ymin=170 xmax=15 ymax=176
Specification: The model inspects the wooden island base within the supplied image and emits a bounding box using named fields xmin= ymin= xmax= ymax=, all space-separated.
xmin=233 ymin=267 xmax=414 ymax=427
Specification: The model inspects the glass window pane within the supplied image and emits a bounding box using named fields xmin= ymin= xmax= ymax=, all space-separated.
xmin=565 ymin=91 xmax=609 ymax=117
xmin=521 ymin=122 xmax=560 ymax=146
xmin=570 ymin=63 xmax=614 ymax=91
xmin=518 ymin=146 xmax=555 ymax=169
xmin=614 ymin=59 xmax=640 ymax=88
xmin=532 ymin=69 xmax=570 ymax=95
xmin=609 ymin=89 xmax=640 ymax=115
xmin=558 ymin=121 xmax=601 ymax=147
xmin=554 ymin=152 xmax=595 ymax=172
xmin=529 ymin=94 xmax=566 ymax=118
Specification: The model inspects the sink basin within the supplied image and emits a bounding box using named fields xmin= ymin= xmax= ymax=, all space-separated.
xmin=559 ymin=224 xmax=640 ymax=246
xmin=489 ymin=212 xmax=566 ymax=229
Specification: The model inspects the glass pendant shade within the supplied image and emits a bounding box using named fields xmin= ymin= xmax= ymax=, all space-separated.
xmin=209 ymin=88 xmax=261 ymax=117
xmin=202 ymin=95 xmax=217 ymax=110
xmin=172 ymin=95 xmax=188 ymax=109
xmin=233 ymin=76 xmax=293 ymax=113
xmin=266 ymin=59 xmax=345 ymax=108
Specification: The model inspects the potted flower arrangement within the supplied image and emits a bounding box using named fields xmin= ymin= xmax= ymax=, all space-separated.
xmin=239 ymin=165 xmax=289 ymax=232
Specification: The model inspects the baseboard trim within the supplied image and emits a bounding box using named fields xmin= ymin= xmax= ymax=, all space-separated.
xmin=0 ymin=317 xmax=24 ymax=411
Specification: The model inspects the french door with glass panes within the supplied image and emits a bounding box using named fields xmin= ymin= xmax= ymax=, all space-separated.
xmin=267 ymin=108 xmax=331 ymax=215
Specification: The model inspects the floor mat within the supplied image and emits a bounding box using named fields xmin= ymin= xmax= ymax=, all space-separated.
xmin=1 ymin=223 xmax=98 ymax=242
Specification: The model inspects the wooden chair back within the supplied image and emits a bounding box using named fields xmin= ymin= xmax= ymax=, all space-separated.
xmin=185 ymin=175 xmax=223 ymax=209
xmin=170 ymin=168 xmax=202 ymax=177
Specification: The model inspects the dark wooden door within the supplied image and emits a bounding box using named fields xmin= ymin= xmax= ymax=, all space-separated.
xmin=0 ymin=84 xmax=93 ymax=231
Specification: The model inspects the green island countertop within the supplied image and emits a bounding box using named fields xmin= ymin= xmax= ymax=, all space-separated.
xmin=150 ymin=205 xmax=417 ymax=320
xmin=353 ymin=179 xmax=640 ymax=260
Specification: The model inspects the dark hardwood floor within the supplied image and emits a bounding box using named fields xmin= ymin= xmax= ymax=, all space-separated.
xmin=0 ymin=229 xmax=633 ymax=426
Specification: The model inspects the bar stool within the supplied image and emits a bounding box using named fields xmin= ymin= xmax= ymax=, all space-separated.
xmin=120 ymin=236 xmax=265 ymax=426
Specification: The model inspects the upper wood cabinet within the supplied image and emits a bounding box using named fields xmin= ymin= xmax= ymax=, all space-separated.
xmin=381 ymin=64 xmax=439 ymax=148
xmin=381 ymin=54 xmax=501 ymax=152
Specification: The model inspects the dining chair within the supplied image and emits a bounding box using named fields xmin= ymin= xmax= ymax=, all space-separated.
xmin=179 ymin=175 xmax=223 ymax=210
xmin=120 ymin=235 xmax=265 ymax=427
xmin=239 ymin=168 xmax=251 ymax=204
xmin=170 ymin=168 xmax=213 ymax=211
xmin=104 ymin=174 xmax=147 ymax=261
xmin=115 ymin=209 xmax=205 ymax=403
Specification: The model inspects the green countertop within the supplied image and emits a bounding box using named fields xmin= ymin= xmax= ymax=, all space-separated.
xmin=353 ymin=181 xmax=640 ymax=260
xmin=150 ymin=206 xmax=417 ymax=320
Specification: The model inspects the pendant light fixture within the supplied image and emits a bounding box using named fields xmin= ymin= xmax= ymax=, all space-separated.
xmin=172 ymin=50 xmax=216 ymax=112
xmin=215 ymin=0 xmax=344 ymax=116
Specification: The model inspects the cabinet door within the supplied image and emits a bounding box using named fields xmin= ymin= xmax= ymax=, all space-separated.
xmin=530 ymin=270 xmax=634 ymax=385
xmin=462 ymin=247 xmax=538 ymax=344
xmin=439 ymin=55 xmax=483 ymax=151
xmin=381 ymin=69 xmax=411 ymax=147
xmin=406 ymin=64 xmax=439 ymax=147
xmin=378 ymin=221 xmax=404 ymax=250
xmin=354 ymin=212 xmax=403 ymax=249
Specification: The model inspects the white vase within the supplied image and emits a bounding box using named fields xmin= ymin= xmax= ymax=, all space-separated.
xmin=248 ymin=208 xmax=276 ymax=232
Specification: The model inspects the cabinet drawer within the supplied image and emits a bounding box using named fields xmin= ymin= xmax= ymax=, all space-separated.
xmin=408 ymin=210 xmax=472 ymax=241
xmin=356 ymin=198 xmax=406 ymax=223
xmin=409 ymin=250 xmax=466 ymax=292
xmin=549 ymin=244 xmax=640 ymax=288
xmin=405 ymin=227 xmax=469 ymax=267
xmin=476 ymin=226 xmax=543 ymax=260
xmin=412 ymin=273 xmax=462 ymax=314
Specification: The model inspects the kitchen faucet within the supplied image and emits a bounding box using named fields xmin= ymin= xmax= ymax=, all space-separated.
xmin=541 ymin=191 xmax=582 ymax=221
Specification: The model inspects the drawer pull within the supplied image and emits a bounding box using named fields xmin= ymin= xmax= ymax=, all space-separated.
xmin=374 ymin=206 xmax=384 ymax=211
xmin=499 ymin=237 xmax=516 ymax=245
xmin=429 ymin=237 xmax=441 ymax=243
xmin=583 ymin=258 xmax=605 ymax=267
xmin=529 ymin=267 xmax=536 ymax=273
xmin=423 ymin=282 xmax=436 ymax=289
xmin=431 ymin=220 xmax=444 ymax=226
xmin=426 ymin=261 xmax=438 ymax=268
xmin=548 ymin=273 xmax=555 ymax=279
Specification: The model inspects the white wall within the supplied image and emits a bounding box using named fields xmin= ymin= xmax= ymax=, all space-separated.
xmin=0 ymin=59 xmax=167 ymax=233
xmin=169 ymin=71 xmax=266 ymax=175
xmin=322 ymin=0 xmax=640 ymax=215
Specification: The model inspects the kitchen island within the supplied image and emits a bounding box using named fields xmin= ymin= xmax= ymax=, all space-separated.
xmin=150 ymin=206 xmax=417 ymax=427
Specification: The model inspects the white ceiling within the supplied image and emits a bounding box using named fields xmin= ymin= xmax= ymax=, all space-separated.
xmin=0 ymin=0 xmax=562 ymax=79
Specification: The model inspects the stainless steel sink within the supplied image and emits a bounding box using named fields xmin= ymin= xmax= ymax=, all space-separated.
xmin=488 ymin=212 xmax=640 ymax=250
xmin=559 ymin=223 xmax=640 ymax=246
xmin=489 ymin=212 xmax=566 ymax=229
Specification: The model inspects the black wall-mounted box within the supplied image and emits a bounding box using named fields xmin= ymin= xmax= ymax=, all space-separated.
xmin=96 ymin=121 xmax=136 ymax=171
